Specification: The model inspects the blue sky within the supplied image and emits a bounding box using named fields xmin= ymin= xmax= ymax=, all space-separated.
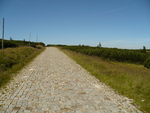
xmin=0 ymin=0 xmax=150 ymax=49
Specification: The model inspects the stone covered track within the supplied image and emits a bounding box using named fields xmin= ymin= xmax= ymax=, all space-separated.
xmin=0 ymin=47 xmax=142 ymax=113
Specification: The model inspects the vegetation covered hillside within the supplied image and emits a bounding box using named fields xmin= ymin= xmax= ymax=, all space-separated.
xmin=0 ymin=39 xmax=45 ymax=88
xmin=0 ymin=39 xmax=45 ymax=48
xmin=61 ymin=45 xmax=150 ymax=68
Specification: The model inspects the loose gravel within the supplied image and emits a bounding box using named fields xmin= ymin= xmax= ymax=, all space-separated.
xmin=0 ymin=47 xmax=142 ymax=113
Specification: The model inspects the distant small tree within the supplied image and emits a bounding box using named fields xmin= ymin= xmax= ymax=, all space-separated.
xmin=141 ymin=46 xmax=146 ymax=53
xmin=10 ymin=37 xmax=13 ymax=41
xmin=97 ymin=42 xmax=101 ymax=48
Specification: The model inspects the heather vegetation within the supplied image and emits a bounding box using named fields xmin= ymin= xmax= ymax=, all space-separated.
xmin=0 ymin=39 xmax=45 ymax=48
xmin=62 ymin=45 xmax=150 ymax=68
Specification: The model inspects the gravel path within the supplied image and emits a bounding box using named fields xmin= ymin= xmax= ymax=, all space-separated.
xmin=0 ymin=47 xmax=142 ymax=113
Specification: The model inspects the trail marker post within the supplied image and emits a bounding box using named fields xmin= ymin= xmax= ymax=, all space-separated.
xmin=36 ymin=35 xmax=38 ymax=45
xmin=29 ymin=33 xmax=31 ymax=47
xmin=2 ymin=18 xmax=4 ymax=52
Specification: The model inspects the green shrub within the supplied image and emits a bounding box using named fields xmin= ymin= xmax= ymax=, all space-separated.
xmin=30 ymin=44 xmax=36 ymax=48
xmin=36 ymin=46 xmax=42 ymax=49
xmin=0 ymin=40 xmax=18 ymax=48
xmin=144 ymin=57 xmax=150 ymax=69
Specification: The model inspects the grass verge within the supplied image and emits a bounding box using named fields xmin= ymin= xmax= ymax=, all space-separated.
xmin=0 ymin=46 xmax=45 ymax=88
xmin=61 ymin=48 xmax=150 ymax=113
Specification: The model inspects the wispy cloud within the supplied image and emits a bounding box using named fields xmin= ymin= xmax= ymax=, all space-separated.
xmin=96 ymin=7 xmax=128 ymax=15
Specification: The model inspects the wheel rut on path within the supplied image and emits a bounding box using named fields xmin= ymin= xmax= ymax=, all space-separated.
xmin=0 ymin=47 xmax=142 ymax=113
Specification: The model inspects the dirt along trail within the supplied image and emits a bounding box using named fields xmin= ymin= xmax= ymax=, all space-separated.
xmin=0 ymin=47 xmax=142 ymax=113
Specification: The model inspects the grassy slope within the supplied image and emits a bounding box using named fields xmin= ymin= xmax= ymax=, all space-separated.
xmin=61 ymin=48 xmax=150 ymax=113
xmin=0 ymin=46 xmax=45 ymax=88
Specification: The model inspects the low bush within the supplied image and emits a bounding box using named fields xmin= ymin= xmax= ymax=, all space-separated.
xmin=0 ymin=40 xmax=18 ymax=48
xmin=144 ymin=57 xmax=150 ymax=69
